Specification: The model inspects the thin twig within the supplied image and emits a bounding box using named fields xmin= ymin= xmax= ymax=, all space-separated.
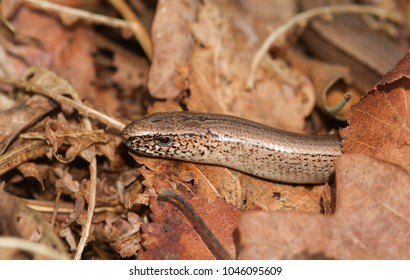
xmin=0 ymin=236 xmax=69 ymax=260
xmin=22 ymin=198 xmax=118 ymax=214
xmin=68 ymin=82 xmax=98 ymax=260
xmin=246 ymin=4 xmax=404 ymax=90
xmin=327 ymin=92 xmax=352 ymax=115
xmin=109 ymin=0 xmax=152 ymax=60
xmin=0 ymin=77 xmax=126 ymax=131
xmin=74 ymin=157 xmax=97 ymax=260
xmin=158 ymin=188 xmax=233 ymax=260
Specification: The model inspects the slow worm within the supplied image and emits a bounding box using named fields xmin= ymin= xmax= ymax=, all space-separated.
xmin=122 ymin=112 xmax=342 ymax=184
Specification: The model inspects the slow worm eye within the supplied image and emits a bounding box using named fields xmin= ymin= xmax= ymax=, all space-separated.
xmin=154 ymin=135 xmax=173 ymax=146
xmin=149 ymin=117 xmax=162 ymax=123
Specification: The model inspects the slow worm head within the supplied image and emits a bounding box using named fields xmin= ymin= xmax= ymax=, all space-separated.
xmin=123 ymin=111 xmax=342 ymax=184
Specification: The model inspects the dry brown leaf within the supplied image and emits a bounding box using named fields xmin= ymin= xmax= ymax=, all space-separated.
xmin=300 ymin=0 xmax=407 ymax=92
xmin=0 ymin=182 xmax=20 ymax=236
xmin=290 ymin=52 xmax=359 ymax=120
xmin=12 ymin=7 xmax=96 ymax=96
xmin=1 ymin=0 xmax=22 ymax=19
xmin=147 ymin=100 xmax=183 ymax=114
xmin=187 ymin=0 xmax=313 ymax=132
xmin=94 ymin=34 xmax=149 ymax=118
xmin=59 ymin=227 xmax=77 ymax=252
xmin=340 ymin=51 xmax=410 ymax=173
xmin=237 ymin=154 xmax=410 ymax=259
xmin=44 ymin=118 xmax=111 ymax=163
xmin=55 ymin=169 xmax=80 ymax=194
xmin=139 ymin=198 xmax=217 ymax=260
xmin=133 ymin=155 xmax=229 ymax=201
xmin=92 ymin=212 xmax=142 ymax=257
xmin=0 ymin=95 xmax=56 ymax=155
xmin=238 ymin=173 xmax=325 ymax=212
xmin=110 ymin=231 xmax=142 ymax=258
xmin=239 ymin=0 xmax=296 ymax=23
xmin=94 ymin=178 xmax=120 ymax=205
xmin=132 ymin=156 xmax=239 ymax=259
xmin=148 ymin=0 xmax=200 ymax=99
xmin=63 ymin=180 xmax=87 ymax=227
xmin=104 ymin=40 xmax=148 ymax=90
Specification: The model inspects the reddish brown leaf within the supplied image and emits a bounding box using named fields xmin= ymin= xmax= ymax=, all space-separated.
xmin=375 ymin=50 xmax=410 ymax=87
xmin=93 ymin=35 xmax=149 ymax=119
xmin=12 ymin=7 xmax=96 ymax=96
xmin=132 ymin=155 xmax=239 ymax=259
xmin=139 ymin=197 xmax=217 ymax=260
xmin=237 ymin=154 xmax=410 ymax=259
xmin=340 ymin=51 xmax=410 ymax=173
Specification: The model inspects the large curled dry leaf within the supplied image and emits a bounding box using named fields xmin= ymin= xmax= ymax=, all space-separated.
xmin=237 ymin=154 xmax=410 ymax=259
xmin=340 ymin=50 xmax=410 ymax=173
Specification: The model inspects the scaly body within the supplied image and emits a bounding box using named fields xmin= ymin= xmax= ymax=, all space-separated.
xmin=122 ymin=112 xmax=341 ymax=184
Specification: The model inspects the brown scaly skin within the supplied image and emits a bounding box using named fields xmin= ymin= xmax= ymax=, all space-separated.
xmin=123 ymin=112 xmax=341 ymax=184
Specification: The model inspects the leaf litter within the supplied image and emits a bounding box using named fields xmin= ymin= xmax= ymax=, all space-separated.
xmin=0 ymin=0 xmax=409 ymax=260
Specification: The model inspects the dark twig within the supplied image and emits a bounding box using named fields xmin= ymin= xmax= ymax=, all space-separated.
xmin=158 ymin=188 xmax=233 ymax=260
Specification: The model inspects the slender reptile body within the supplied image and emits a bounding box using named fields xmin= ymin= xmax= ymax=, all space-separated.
xmin=122 ymin=112 xmax=342 ymax=184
